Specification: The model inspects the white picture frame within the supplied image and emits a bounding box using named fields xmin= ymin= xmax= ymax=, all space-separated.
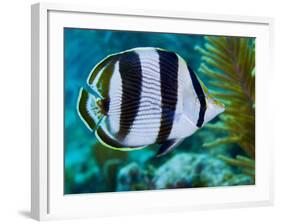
xmin=31 ymin=2 xmax=274 ymax=221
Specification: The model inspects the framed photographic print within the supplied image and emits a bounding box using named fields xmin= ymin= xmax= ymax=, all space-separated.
xmin=31 ymin=2 xmax=274 ymax=221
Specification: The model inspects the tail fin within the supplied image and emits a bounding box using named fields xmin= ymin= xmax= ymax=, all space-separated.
xmin=77 ymin=88 xmax=105 ymax=131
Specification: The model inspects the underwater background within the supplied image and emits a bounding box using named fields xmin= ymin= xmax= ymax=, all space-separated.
xmin=64 ymin=28 xmax=255 ymax=194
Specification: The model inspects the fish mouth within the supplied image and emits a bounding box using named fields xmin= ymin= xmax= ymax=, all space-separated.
xmin=218 ymin=102 xmax=225 ymax=111
xmin=209 ymin=97 xmax=225 ymax=111
xmin=219 ymin=104 xmax=226 ymax=114
xmin=215 ymin=101 xmax=225 ymax=114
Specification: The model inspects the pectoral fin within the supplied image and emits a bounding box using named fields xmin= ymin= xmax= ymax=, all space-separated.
xmin=156 ymin=139 xmax=184 ymax=157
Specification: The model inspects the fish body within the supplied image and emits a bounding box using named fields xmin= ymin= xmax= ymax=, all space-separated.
xmin=77 ymin=47 xmax=224 ymax=156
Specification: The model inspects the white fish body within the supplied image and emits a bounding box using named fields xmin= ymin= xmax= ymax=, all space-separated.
xmin=77 ymin=47 xmax=224 ymax=156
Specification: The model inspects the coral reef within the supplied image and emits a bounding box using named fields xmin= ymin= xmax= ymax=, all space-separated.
xmin=64 ymin=156 xmax=103 ymax=194
xmin=93 ymin=142 xmax=128 ymax=191
xmin=115 ymin=153 xmax=253 ymax=192
xmin=116 ymin=162 xmax=150 ymax=191
xmin=152 ymin=153 xmax=253 ymax=189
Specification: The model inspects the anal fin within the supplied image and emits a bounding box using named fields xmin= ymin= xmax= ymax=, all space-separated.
xmin=156 ymin=139 xmax=184 ymax=157
xmin=95 ymin=119 xmax=146 ymax=152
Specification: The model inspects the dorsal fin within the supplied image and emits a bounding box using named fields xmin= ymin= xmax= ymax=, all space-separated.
xmin=87 ymin=53 xmax=121 ymax=99
xmin=87 ymin=53 xmax=119 ymax=85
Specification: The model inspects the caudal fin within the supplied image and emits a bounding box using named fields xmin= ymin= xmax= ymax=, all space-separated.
xmin=77 ymin=88 xmax=105 ymax=131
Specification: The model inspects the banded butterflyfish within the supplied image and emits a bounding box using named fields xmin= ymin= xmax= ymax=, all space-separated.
xmin=77 ymin=47 xmax=225 ymax=157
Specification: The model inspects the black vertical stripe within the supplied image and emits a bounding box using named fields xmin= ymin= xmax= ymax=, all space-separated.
xmin=156 ymin=50 xmax=178 ymax=143
xmin=117 ymin=51 xmax=142 ymax=140
xmin=187 ymin=65 xmax=206 ymax=127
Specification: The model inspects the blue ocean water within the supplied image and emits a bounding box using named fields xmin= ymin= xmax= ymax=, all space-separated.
xmin=64 ymin=28 xmax=253 ymax=194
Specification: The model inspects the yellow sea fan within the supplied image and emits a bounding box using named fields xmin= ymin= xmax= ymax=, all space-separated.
xmin=196 ymin=36 xmax=255 ymax=159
